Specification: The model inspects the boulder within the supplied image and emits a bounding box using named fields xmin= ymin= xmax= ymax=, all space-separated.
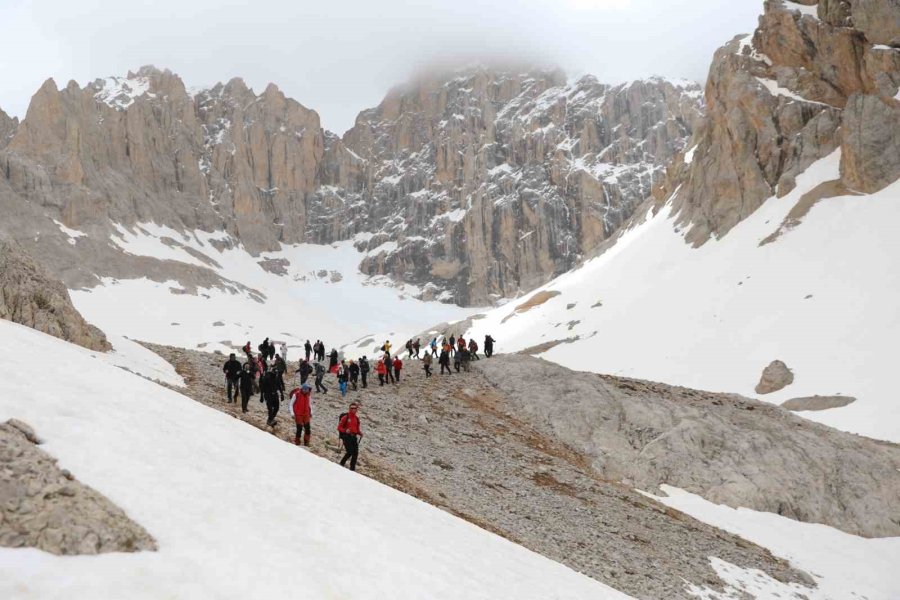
xmin=755 ymin=360 xmax=795 ymax=394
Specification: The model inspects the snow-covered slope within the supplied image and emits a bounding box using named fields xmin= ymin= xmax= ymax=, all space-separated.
xmin=69 ymin=225 xmax=471 ymax=356
xmin=467 ymin=150 xmax=900 ymax=443
xmin=0 ymin=319 xmax=628 ymax=599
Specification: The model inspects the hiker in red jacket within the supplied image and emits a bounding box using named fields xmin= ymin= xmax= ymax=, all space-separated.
xmin=338 ymin=403 xmax=363 ymax=470
xmin=376 ymin=359 xmax=387 ymax=386
xmin=392 ymin=356 xmax=403 ymax=382
xmin=290 ymin=383 xmax=312 ymax=446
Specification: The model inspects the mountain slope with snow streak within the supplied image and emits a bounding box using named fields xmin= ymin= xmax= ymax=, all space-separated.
xmin=0 ymin=319 xmax=629 ymax=600
xmin=466 ymin=150 xmax=900 ymax=444
xmin=69 ymin=226 xmax=472 ymax=357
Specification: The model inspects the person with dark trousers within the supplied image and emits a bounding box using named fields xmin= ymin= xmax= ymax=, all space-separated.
xmin=348 ymin=360 xmax=360 ymax=390
xmin=453 ymin=348 xmax=461 ymax=372
xmin=242 ymin=341 xmax=253 ymax=360
xmin=449 ymin=335 xmax=456 ymax=357
xmin=290 ymin=383 xmax=312 ymax=446
xmin=383 ymin=354 xmax=395 ymax=384
xmin=484 ymin=335 xmax=495 ymax=358
xmin=329 ymin=349 xmax=339 ymax=372
xmin=376 ymin=359 xmax=387 ymax=386
xmin=439 ymin=348 xmax=452 ymax=374
xmin=296 ymin=359 xmax=312 ymax=384
xmin=469 ymin=339 xmax=480 ymax=360
xmin=338 ymin=403 xmax=362 ymax=471
xmin=430 ymin=338 xmax=438 ymax=357
xmin=413 ymin=338 xmax=421 ymax=358
xmin=422 ymin=352 xmax=432 ymax=377
xmin=359 ymin=356 xmax=369 ymax=388
xmin=393 ymin=356 xmax=403 ymax=382
xmin=313 ymin=362 xmax=328 ymax=394
xmin=223 ymin=353 xmax=242 ymax=402
xmin=460 ymin=347 xmax=471 ymax=372
xmin=238 ymin=363 xmax=255 ymax=413
xmin=273 ymin=354 xmax=287 ymax=401
xmin=260 ymin=370 xmax=280 ymax=426
xmin=304 ymin=340 xmax=312 ymax=362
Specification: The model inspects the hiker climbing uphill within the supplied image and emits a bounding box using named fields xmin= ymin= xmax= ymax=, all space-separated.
xmin=290 ymin=383 xmax=312 ymax=446
xmin=338 ymin=403 xmax=363 ymax=471
xmin=376 ymin=358 xmax=387 ymax=386
xmin=313 ymin=361 xmax=328 ymax=394
xmin=393 ymin=355 xmax=403 ymax=382
xmin=296 ymin=359 xmax=312 ymax=384
xmin=422 ymin=352 xmax=432 ymax=377
xmin=359 ymin=356 xmax=369 ymax=388
xmin=484 ymin=335 xmax=495 ymax=358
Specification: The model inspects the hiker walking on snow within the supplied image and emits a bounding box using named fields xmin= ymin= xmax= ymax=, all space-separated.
xmin=469 ymin=339 xmax=480 ymax=360
xmin=484 ymin=335 xmax=495 ymax=358
xmin=238 ymin=363 xmax=255 ymax=413
xmin=338 ymin=403 xmax=363 ymax=471
xmin=359 ymin=356 xmax=369 ymax=388
xmin=313 ymin=362 xmax=328 ymax=394
xmin=304 ymin=340 xmax=312 ymax=361
xmin=290 ymin=383 xmax=312 ymax=446
xmin=439 ymin=348 xmax=452 ymax=375
xmin=223 ymin=353 xmax=242 ymax=403
xmin=422 ymin=352 xmax=432 ymax=377
xmin=393 ymin=356 xmax=403 ymax=382
xmin=260 ymin=369 xmax=280 ymax=426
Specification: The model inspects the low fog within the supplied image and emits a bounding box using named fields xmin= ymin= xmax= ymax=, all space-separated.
xmin=0 ymin=0 xmax=762 ymax=133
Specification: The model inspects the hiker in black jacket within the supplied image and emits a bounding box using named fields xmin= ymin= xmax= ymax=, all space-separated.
xmin=273 ymin=354 xmax=287 ymax=401
xmin=348 ymin=360 xmax=360 ymax=390
xmin=304 ymin=340 xmax=312 ymax=361
xmin=238 ymin=363 xmax=255 ymax=413
xmin=439 ymin=348 xmax=452 ymax=375
xmin=359 ymin=356 xmax=369 ymax=388
xmin=296 ymin=359 xmax=312 ymax=384
xmin=484 ymin=335 xmax=495 ymax=358
xmin=223 ymin=353 xmax=242 ymax=402
xmin=259 ymin=370 xmax=280 ymax=426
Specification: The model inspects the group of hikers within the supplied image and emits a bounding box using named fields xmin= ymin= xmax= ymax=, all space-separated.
xmin=222 ymin=333 xmax=497 ymax=471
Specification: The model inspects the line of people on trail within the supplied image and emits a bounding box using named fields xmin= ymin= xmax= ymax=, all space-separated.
xmin=223 ymin=333 xmax=497 ymax=471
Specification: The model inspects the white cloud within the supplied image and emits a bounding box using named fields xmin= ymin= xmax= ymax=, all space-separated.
xmin=0 ymin=0 xmax=762 ymax=133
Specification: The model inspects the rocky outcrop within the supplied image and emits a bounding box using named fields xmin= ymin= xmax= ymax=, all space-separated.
xmin=0 ymin=419 xmax=157 ymax=555
xmin=755 ymin=359 xmax=794 ymax=393
xmin=0 ymin=65 xmax=701 ymax=305
xmin=0 ymin=240 xmax=111 ymax=351
xmin=0 ymin=107 xmax=17 ymax=149
xmin=476 ymin=354 xmax=900 ymax=538
xmin=669 ymin=0 xmax=900 ymax=244
xmin=781 ymin=395 xmax=856 ymax=410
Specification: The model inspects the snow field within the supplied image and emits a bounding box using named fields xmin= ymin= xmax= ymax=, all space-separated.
xmin=0 ymin=319 xmax=630 ymax=599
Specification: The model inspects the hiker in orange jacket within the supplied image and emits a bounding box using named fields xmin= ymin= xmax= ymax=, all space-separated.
xmin=392 ymin=356 xmax=403 ymax=382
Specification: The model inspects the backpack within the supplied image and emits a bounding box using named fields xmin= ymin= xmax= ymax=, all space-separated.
xmin=337 ymin=412 xmax=348 ymax=439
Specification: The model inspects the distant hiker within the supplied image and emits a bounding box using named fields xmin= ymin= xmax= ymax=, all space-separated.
xmin=280 ymin=342 xmax=288 ymax=362
xmin=313 ymin=362 xmax=328 ymax=394
xmin=376 ymin=359 xmax=387 ymax=386
xmin=422 ymin=352 xmax=432 ymax=377
xmin=259 ymin=338 xmax=269 ymax=358
xmin=430 ymin=338 xmax=438 ymax=357
xmin=338 ymin=403 xmax=363 ymax=471
xmin=457 ymin=336 xmax=466 ymax=356
xmin=304 ymin=340 xmax=312 ymax=361
xmin=268 ymin=341 xmax=276 ymax=361
xmin=359 ymin=356 xmax=369 ymax=388
xmin=449 ymin=335 xmax=456 ymax=356
xmin=405 ymin=339 xmax=413 ymax=358
xmin=238 ymin=363 xmax=255 ymax=413
xmin=393 ymin=356 xmax=403 ymax=382
xmin=290 ymin=383 xmax=312 ymax=446
xmin=223 ymin=353 xmax=242 ymax=403
xmin=453 ymin=347 xmax=461 ymax=372
xmin=381 ymin=340 xmax=392 ymax=356
xmin=439 ymin=348 xmax=452 ymax=375
xmin=296 ymin=359 xmax=312 ymax=384
xmin=329 ymin=348 xmax=339 ymax=372
xmin=413 ymin=338 xmax=421 ymax=358
xmin=468 ymin=339 xmax=479 ymax=360
xmin=260 ymin=369 xmax=280 ymax=426
xmin=247 ymin=357 xmax=260 ymax=394
xmin=273 ymin=354 xmax=287 ymax=401
xmin=337 ymin=361 xmax=349 ymax=397
xmin=383 ymin=354 xmax=395 ymax=384
xmin=348 ymin=360 xmax=360 ymax=390
xmin=484 ymin=335 xmax=495 ymax=358
xmin=242 ymin=341 xmax=253 ymax=360
xmin=460 ymin=347 xmax=471 ymax=372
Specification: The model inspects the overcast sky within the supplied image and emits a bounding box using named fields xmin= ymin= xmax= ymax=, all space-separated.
xmin=0 ymin=0 xmax=762 ymax=133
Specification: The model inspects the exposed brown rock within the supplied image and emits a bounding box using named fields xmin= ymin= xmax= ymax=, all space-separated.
xmin=0 ymin=419 xmax=157 ymax=555
xmin=756 ymin=360 xmax=795 ymax=394
xmin=782 ymin=395 xmax=857 ymax=411
xmin=0 ymin=240 xmax=110 ymax=351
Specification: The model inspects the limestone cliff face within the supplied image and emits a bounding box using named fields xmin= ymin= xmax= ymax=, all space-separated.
xmin=670 ymin=0 xmax=900 ymax=244
xmin=337 ymin=69 xmax=702 ymax=303
xmin=0 ymin=108 xmax=17 ymax=150
xmin=0 ymin=65 xmax=701 ymax=305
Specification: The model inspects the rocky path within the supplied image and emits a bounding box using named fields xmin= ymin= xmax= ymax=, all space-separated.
xmin=146 ymin=344 xmax=813 ymax=599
